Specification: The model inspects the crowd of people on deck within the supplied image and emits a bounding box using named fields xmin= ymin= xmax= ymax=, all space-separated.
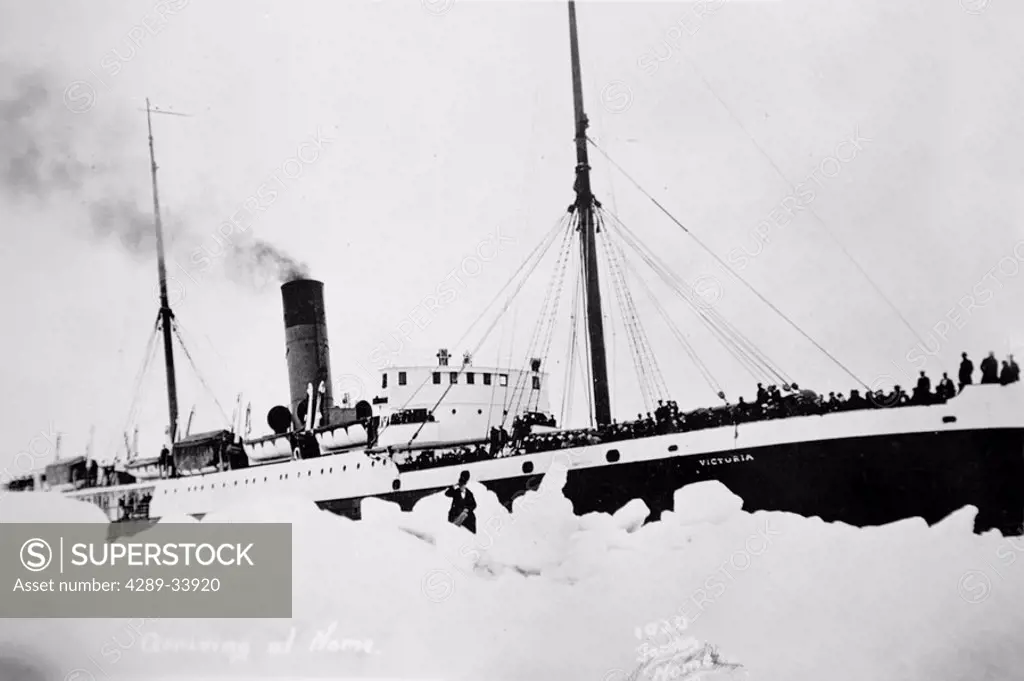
xmin=387 ymin=409 xmax=435 ymax=426
xmin=395 ymin=443 xmax=491 ymax=472
xmin=393 ymin=351 xmax=1020 ymax=471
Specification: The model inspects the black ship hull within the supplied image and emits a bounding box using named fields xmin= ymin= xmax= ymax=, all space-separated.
xmin=318 ymin=425 xmax=1024 ymax=536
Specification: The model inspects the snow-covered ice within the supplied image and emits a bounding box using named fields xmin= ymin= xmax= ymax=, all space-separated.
xmin=1 ymin=476 xmax=1023 ymax=681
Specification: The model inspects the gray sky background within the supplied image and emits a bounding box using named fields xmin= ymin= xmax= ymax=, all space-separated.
xmin=1 ymin=0 xmax=1022 ymax=471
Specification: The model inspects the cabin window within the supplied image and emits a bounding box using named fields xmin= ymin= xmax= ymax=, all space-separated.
xmin=399 ymin=371 xmax=407 ymax=386
xmin=532 ymin=376 xmax=541 ymax=390
xmin=382 ymin=373 xmax=388 ymax=389
xmin=467 ymin=372 xmax=475 ymax=384
xmin=433 ymin=372 xmax=441 ymax=384
xmin=450 ymin=372 xmax=458 ymax=385
xmin=483 ymin=373 xmax=492 ymax=385
xmin=499 ymin=373 xmax=508 ymax=386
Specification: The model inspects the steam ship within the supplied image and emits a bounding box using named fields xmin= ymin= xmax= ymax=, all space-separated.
xmin=5 ymin=2 xmax=1023 ymax=536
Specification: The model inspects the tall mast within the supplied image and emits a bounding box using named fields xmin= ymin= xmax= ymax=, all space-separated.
xmin=567 ymin=1 xmax=611 ymax=426
xmin=146 ymin=98 xmax=179 ymax=444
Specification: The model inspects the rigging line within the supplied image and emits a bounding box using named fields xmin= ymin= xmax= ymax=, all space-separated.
xmin=485 ymin=316 xmax=507 ymax=433
xmin=509 ymin=219 xmax=575 ymax=417
xmin=599 ymin=221 xmax=654 ymax=411
xmin=613 ymin=221 xmax=781 ymax=389
xmin=452 ymin=214 xmax=570 ymax=354
xmin=584 ymin=163 xmax=867 ymax=391
xmin=602 ymin=221 xmax=670 ymax=402
xmin=656 ymin=59 xmax=935 ymax=368
xmin=561 ymin=248 xmax=585 ymax=426
xmin=122 ymin=315 xmax=163 ymax=435
xmin=602 ymin=216 xmax=669 ymax=403
xmin=174 ymin=319 xmax=247 ymax=418
xmin=603 ymin=217 xmax=659 ymax=403
xmin=615 ymin=242 xmax=727 ymax=399
xmin=607 ymin=212 xmax=794 ymax=387
xmin=536 ymin=223 xmax=576 ymax=369
xmin=605 ymin=218 xmax=727 ymax=396
xmin=576 ymin=261 xmax=594 ymax=428
xmin=601 ymin=229 xmax=619 ymax=416
xmin=612 ymin=223 xmax=772 ymax=391
xmin=605 ymin=193 xmax=791 ymax=383
xmin=502 ymin=304 xmax=516 ymax=419
xmin=597 ymin=225 xmax=640 ymax=407
xmin=562 ymin=257 xmax=583 ymax=426
xmin=172 ymin=323 xmax=231 ymax=426
xmin=113 ymin=318 xmax=161 ymax=459
xmin=378 ymin=217 xmax=566 ymax=441
xmin=407 ymin=226 xmax=564 ymax=446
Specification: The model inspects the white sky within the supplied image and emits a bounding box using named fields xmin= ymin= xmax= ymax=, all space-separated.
xmin=1 ymin=0 xmax=1022 ymax=472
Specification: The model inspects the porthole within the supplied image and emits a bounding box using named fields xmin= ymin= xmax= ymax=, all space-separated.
xmin=392 ymin=479 xmax=401 ymax=491
xmin=606 ymin=449 xmax=620 ymax=463
xmin=522 ymin=461 xmax=534 ymax=474
xmin=668 ymin=445 xmax=678 ymax=452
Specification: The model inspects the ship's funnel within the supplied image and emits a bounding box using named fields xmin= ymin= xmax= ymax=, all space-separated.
xmin=281 ymin=279 xmax=334 ymax=426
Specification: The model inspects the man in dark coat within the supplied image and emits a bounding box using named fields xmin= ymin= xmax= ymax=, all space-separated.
xmin=958 ymin=352 xmax=974 ymax=392
xmin=914 ymin=371 xmax=932 ymax=404
xmin=446 ymin=470 xmax=477 ymax=534
xmin=1000 ymin=360 xmax=1013 ymax=385
xmin=980 ymin=351 xmax=999 ymax=384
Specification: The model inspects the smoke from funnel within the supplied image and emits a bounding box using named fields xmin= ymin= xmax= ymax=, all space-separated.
xmin=0 ymin=69 xmax=87 ymax=198
xmin=0 ymin=67 xmax=307 ymax=289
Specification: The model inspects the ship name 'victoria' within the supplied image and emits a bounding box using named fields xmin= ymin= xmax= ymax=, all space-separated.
xmin=697 ymin=455 xmax=755 ymax=467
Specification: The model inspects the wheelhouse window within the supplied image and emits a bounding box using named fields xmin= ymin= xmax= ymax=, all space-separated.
xmin=483 ymin=373 xmax=492 ymax=386
xmin=382 ymin=373 xmax=388 ymax=389
xmin=449 ymin=372 xmax=458 ymax=385
xmin=532 ymin=376 xmax=541 ymax=390
xmin=398 ymin=371 xmax=407 ymax=386
xmin=499 ymin=373 xmax=508 ymax=386
xmin=433 ymin=372 xmax=441 ymax=385
xmin=467 ymin=372 xmax=475 ymax=385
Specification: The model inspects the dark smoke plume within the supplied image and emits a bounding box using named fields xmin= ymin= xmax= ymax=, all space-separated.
xmin=0 ymin=66 xmax=308 ymax=288
xmin=223 ymin=239 xmax=310 ymax=290
xmin=236 ymin=240 xmax=309 ymax=282
xmin=0 ymin=69 xmax=87 ymax=197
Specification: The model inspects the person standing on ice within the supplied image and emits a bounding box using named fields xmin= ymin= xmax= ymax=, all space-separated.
xmin=446 ymin=470 xmax=477 ymax=534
